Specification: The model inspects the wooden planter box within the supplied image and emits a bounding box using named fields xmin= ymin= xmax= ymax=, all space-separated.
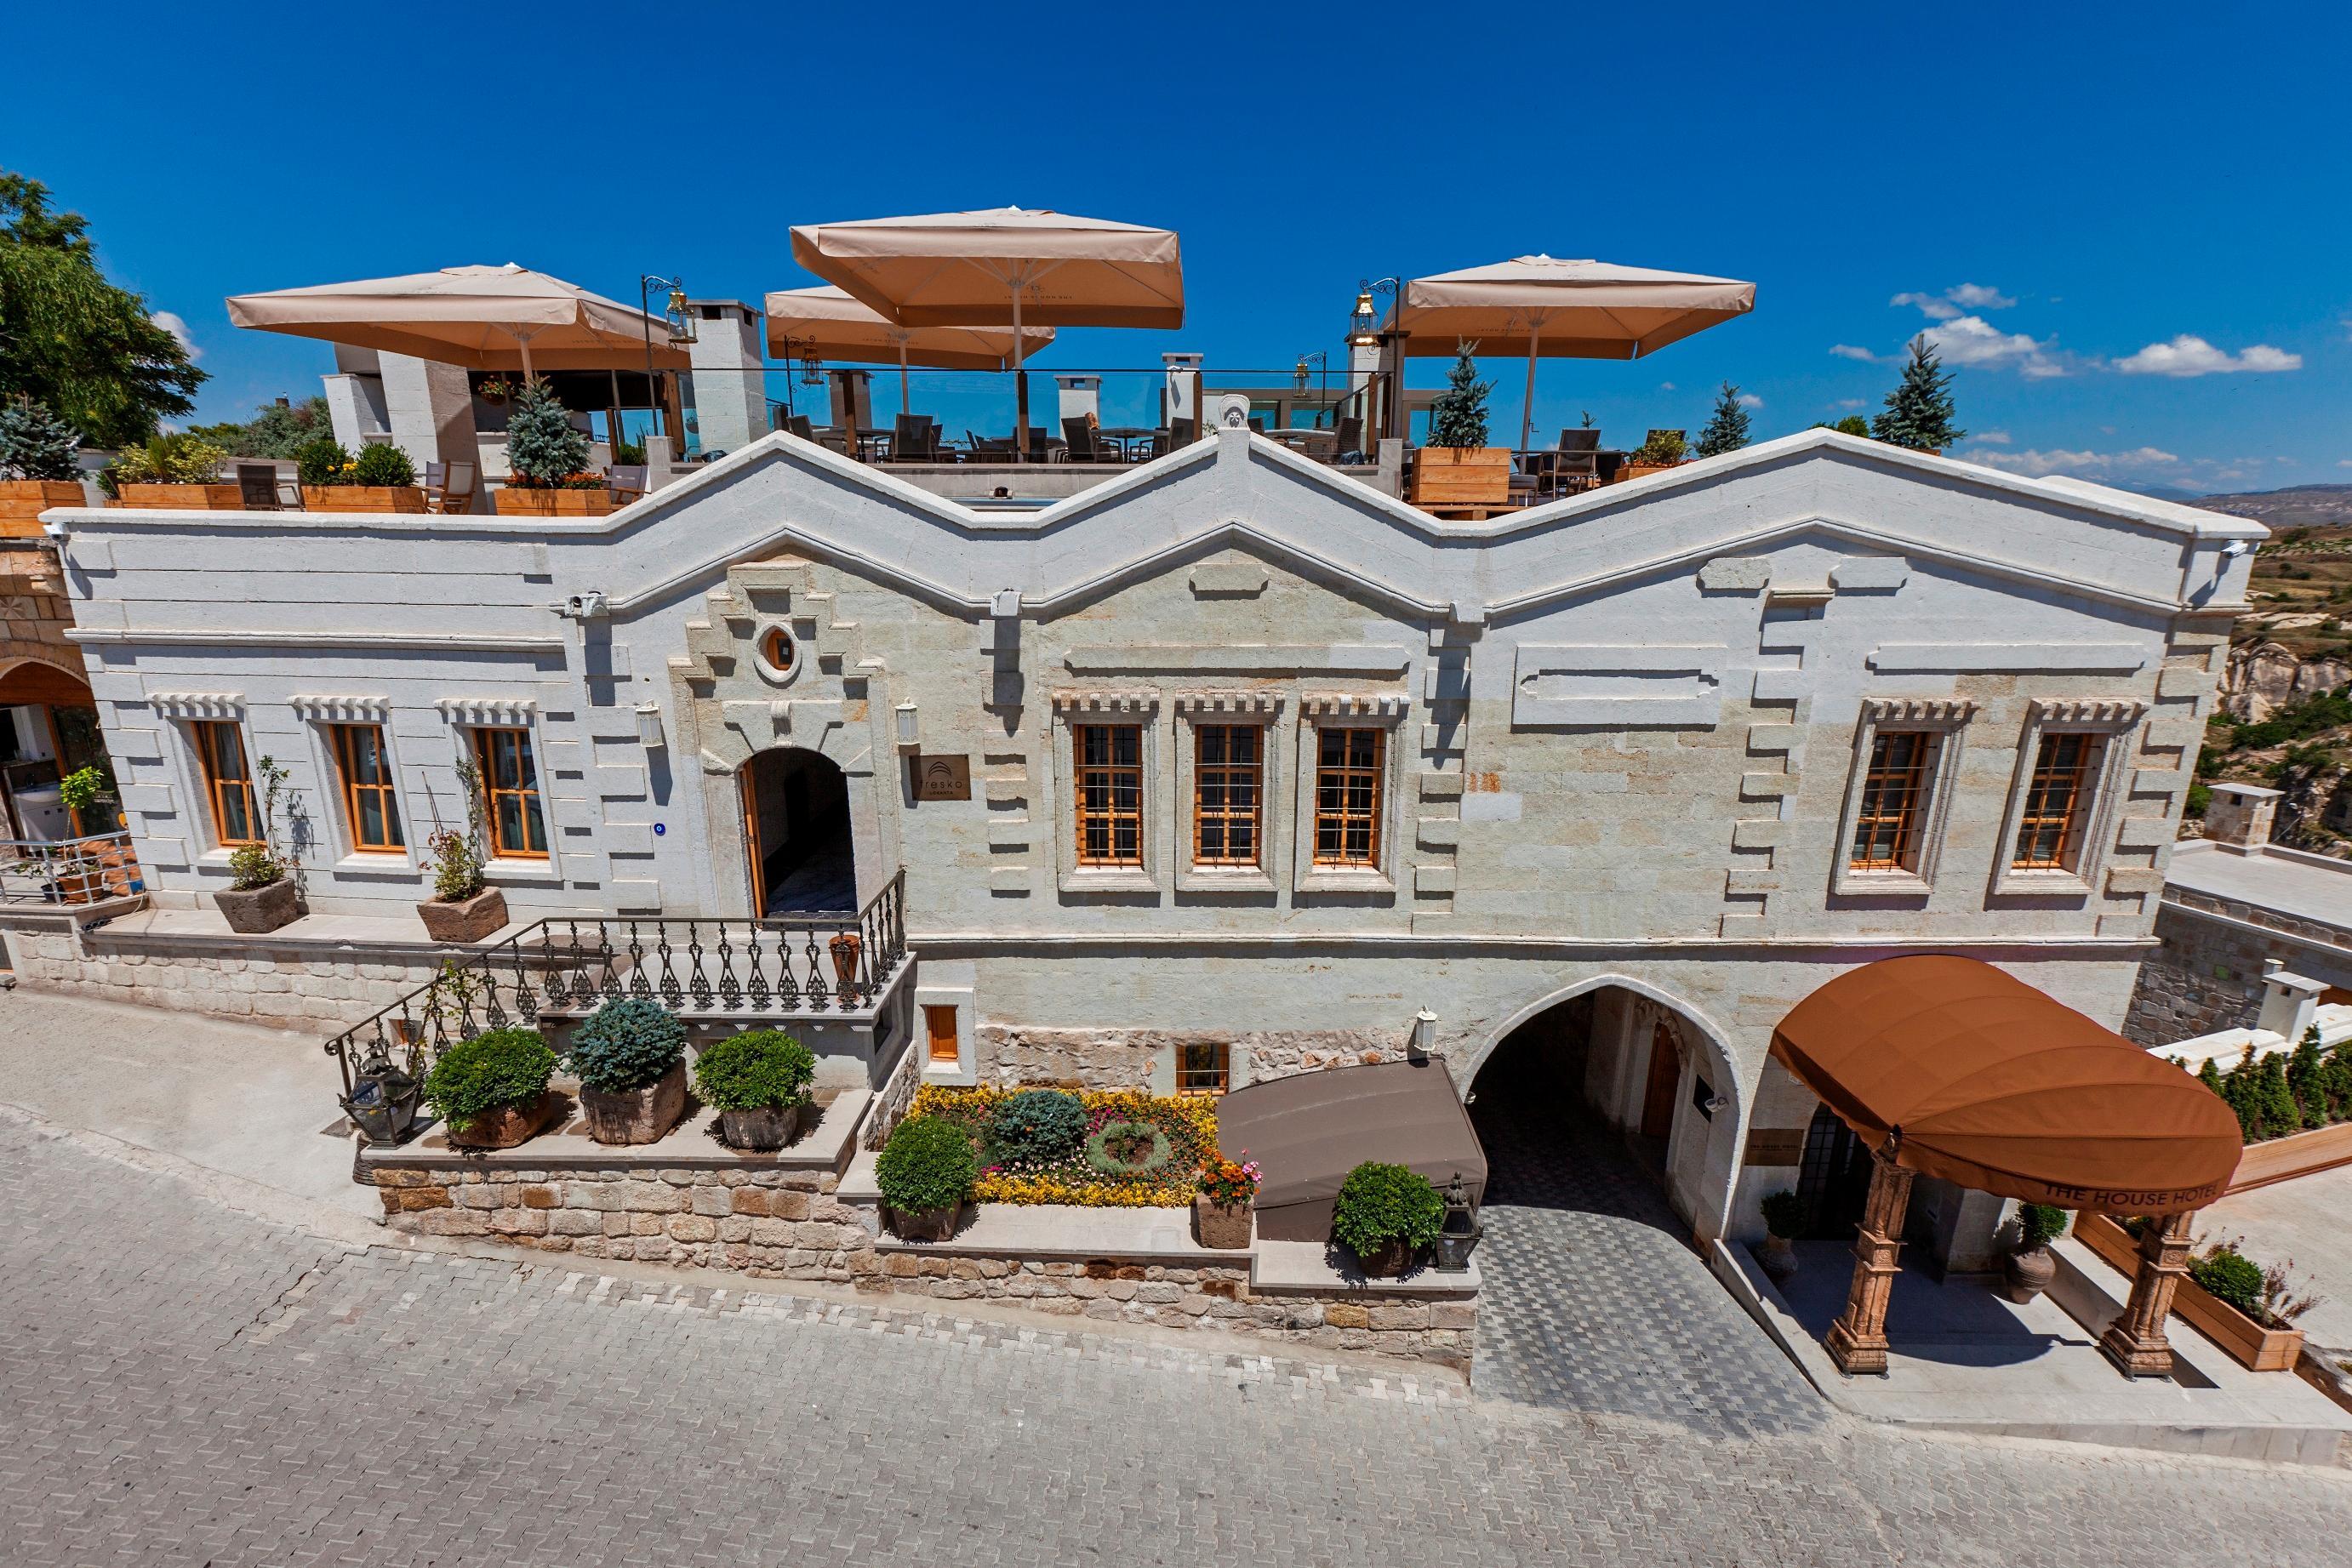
xmin=300 ymin=485 xmax=428 ymax=514
xmin=0 ymin=479 xmax=86 ymax=538
xmin=1618 ymin=461 xmax=1684 ymax=483
xmin=494 ymin=487 xmax=615 ymax=517
xmin=1407 ymin=446 xmax=1510 ymax=505
xmin=2227 ymin=1119 xmax=2352 ymax=1194
xmin=115 ymin=482 xmax=244 ymax=510
xmin=2074 ymin=1211 xmax=2306 ymax=1372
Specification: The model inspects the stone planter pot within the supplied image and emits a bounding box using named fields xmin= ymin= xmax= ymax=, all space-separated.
xmin=2003 ymin=1243 xmax=2058 ymax=1304
xmin=214 ymin=876 xmax=300 ymax=934
xmin=579 ymin=1061 xmax=687 ymax=1146
xmin=0 ymin=479 xmax=87 ymax=539
xmin=1759 ymin=1233 xmax=1800 ymax=1286
xmin=417 ymin=887 xmax=508 ymax=944
xmin=445 ymin=1090 xmax=558 ymax=1150
xmin=889 ymin=1201 xmax=962 ymax=1242
xmin=718 ymin=1100 xmax=802 ymax=1152
xmin=1350 ymin=1237 xmax=1420 ymax=1278
xmin=1194 ymin=1195 xmax=1253 ymax=1250
xmin=300 ymin=484 xmax=428 ymax=513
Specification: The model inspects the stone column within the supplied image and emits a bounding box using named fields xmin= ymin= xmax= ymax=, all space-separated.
xmin=1825 ymin=1142 xmax=1914 ymax=1376
xmin=2098 ymin=1208 xmax=2195 ymax=1377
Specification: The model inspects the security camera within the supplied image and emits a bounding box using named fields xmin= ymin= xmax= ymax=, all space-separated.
xmin=40 ymin=518 xmax=68 ymax=542
xmin=2221 ymin=540 xmax=2252 ymax=559
xmin=563 ymin=590 xmax=609 ymax=619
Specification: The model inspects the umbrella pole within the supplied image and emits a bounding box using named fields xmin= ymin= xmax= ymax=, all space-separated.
xmin=1519 ymin=328 xmax=1539 ymax=453
xmin=1011 ymin=288 xmax=1028 ymax=462
xmin=899 ymin=339 xmax=911 ymax=416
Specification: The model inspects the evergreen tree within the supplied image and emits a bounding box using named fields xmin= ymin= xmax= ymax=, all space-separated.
xmin=0 ymin=396 xmax=80 ymax=479
xmin=2221 ymin=1048 xmax=2263 ymax=1141
xmin=2286 ymin=1025 xmax=2328 ymax=1126
xmin=2255 ymin=1051 xmax=2302 ymax=1139
xmin=2325 ymin=1039 xmax=2352 ymax=1125
xmin=504 ymin=379 xmax=591 ymax=485
xmin=1693 ymin=381 xmax=1751 ymax=458
xmin=1427 ymin=351 xmax=1493 ymax=450
xmin=1870 ymin=337 xmax=1964 ymax=453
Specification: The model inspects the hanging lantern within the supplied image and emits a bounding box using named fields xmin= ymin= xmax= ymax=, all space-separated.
xmin=1431 ymin=1172 xmax=1482 ymax=1272
xmin=664 ymin=286 xmax=698 ymax=345
xmin=799 ymin=348 xmax=825 ymax=386
xmin=339 ymin=1041 xmax=424 ymax=1147
xmin=1350 ymin=285 xmax=1378 ymax=340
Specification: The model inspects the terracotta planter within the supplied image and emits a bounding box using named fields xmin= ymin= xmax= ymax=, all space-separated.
xmin=494 ymin=486 xmax=616 ymax=516
xmin=214 ymin=876 xmax=300 ymax=933
xmin=300 ymin=485 xmax=429 ymax=514
xmin=890 ymin=1201 xmax=962 ymax=1241
xmin=1759 ymin=1234 xmax=1799 ymax=1286
xmin=1350 ymin=1237 xmax=1421 ymax=1278
xmin=2003 ymin=1244 xmax=2057 ymax=1303
xmin=445 ymin=1090 xmax=559 ymax=1150
xmin=719 ymin=1100 xmax=802 ymax=1152
xmin=2228 ymin=1119 xmax=2352 ymax=1194
xmin=0 ymin=479 xmax=86 ymax=538
xmin=829 ymin=932 xmax=864 ymax=1002
xmin=1618 ymin=462 xmax=1683 ymax=482
xmin=1406 ymin=446 xmax=1510 ymax=505
xmin=417 ymin=887 xmax=508 ymax=944
xmin=579 ymin=1060 xmax=687 ymax=1145
xmin=2073 ymin=1212 xmax=2307 ymax=1371
xmin=116 ymin=482 xmax=244 ymax=510
xmin=1194 ymin=1195 xmax=1253 ymax=1250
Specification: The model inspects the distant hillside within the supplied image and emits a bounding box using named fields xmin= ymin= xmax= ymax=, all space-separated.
xmin=2188 ymin=484 xmax=2352 ymax=531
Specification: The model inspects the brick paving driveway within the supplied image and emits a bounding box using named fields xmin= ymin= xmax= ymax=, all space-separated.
xmin=4 ymin=1114 xmax=2351 ymax=1565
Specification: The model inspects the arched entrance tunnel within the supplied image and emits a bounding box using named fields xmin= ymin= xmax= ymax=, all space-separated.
xmin=738 ymin=746 xmax=857 ymax=915
xmin=1463 ymin=984 xmax=1823 ymax=1433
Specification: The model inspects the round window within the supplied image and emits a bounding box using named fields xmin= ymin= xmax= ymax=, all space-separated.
xmin=758 ymin=624 xmax=797 ymax=678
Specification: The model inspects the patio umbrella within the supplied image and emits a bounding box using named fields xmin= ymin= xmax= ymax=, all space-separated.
xmin=789 ymin=208 xmax=1183 ymax=458
xmin=1389 ymin=255 xmax=1755 ymax=450
xmin=225 ymin=263 xmax=691 ymax=379
xmin=761 ymin=285 xmax=1056 ymax=408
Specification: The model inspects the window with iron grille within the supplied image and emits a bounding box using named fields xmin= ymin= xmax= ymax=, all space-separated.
xmin=471 ymin=727 xmax=548 ymax=859
xmin=1175 ymin=1040 xmax=1230 ymax=1096
xmin=2012 ymin=732 xmax=2100 ymax=870
xmin=332 ymin=723 xmax=405 ymax=852
xmin=1847 ymin=730 xmax=1936 ymax=870
xmin=1312 ymin=727 xmax=1383 ymax=865
xmin=1192 ymin=723 xmax=1263 ymax=867
xmin=1073 ymin=723 xmax=1144 ymax=867
xmin=193 ymin=721 xmax=260 ymax=847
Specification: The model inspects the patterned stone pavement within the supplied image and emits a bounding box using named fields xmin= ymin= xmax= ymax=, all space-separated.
xmin=4 ymin=1114 xmax=2352 ymax=1566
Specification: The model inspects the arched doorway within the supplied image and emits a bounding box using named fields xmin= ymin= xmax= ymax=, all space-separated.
xmin=738 ymin=746 xmax=856 ymax=915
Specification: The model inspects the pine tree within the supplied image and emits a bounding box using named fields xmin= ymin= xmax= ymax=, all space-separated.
xmin=2222 ymin=1047 xmax=2263 ymax=1141
xmin=505 ymin=379 xmax=591 ymax=486
xmin=1693 ymin=381 xmax=1751 ymax=458
xmin=1870 ymin=337 xmax=1965 ymax=453
xmin=2256 ymin=1051 xmax=2302 ymax=1140
xmin=2325 ymin=1039 xmax=2352 ymax=1124
xmin=2286 ymin=1025 xmax=2328 ymax=1126
xmin=1427 ymin=351 xmax=1493 ymax=450
xmin=0 ymin=396 xmax=79 ymax=480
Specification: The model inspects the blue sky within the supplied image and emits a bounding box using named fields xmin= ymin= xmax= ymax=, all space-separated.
xmin=9 ymin=1 xmax=2347 ymax=493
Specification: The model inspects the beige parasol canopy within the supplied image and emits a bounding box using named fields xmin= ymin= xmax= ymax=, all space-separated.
xmin=225 ymin=263 xmax=691 ymax=379
xmin=1389 ymin=255 xmax=1756 ymax=448
xmin=762 ymin=285 xmax=1055 ymax=405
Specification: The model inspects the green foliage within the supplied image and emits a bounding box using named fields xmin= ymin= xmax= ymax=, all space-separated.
xmin=1813 ymin=414 xmax=1871 ymax=437
xmin=425 ymin=751 xmax=489 ymax=901
xmin=0 ymin=396 xmax=80 ymax=479
xmin=2219 ymin=1048 xmax=2264 ymax=1141
xmin=110 ymin=432 xmax=225 ymax=485
xmin=2255 ymin=1050 xmax=2303 ymax=1138
xmin=1082 ymin=1120 xmax=1173 ymax=1175
xmin=296 ymin=437 xmax=353 ymax=486
xmin=611 ymin=438 xmax=646 ymax=465
xmin=2288 ymin=1026 xmax=2330 ymax=1126
xmin=876 ymin=1115 xmax=976 ymax=1214
xmin=2017 ymin=1202 xmax=2069 ymax=1250
xmin=2228 ymin=686 xmax=2352 ymax=752
xmin=2184 ymin=780 xmax=2212 ymax=818
xmin=1426 ymin=351 xmax=1493 ymax=450
xmin=691 ymin=1029 xmax=815 ymax=1112
xmin=187 ymin=396 xmax=336 ymax=459
xmin=1760 ymin=1189 xmax=1806 ymax=1240
xmin=2328 ymin=1041 xmax=2352 ymax=1125
xmin=2266 ymin=743 xmax=2333 ymax=784
xmin=421 ymin=1026 xmax=556 ymax=1127
xmin=504 ymin=379 xmax=591 ymax=486
xmin=2189 ymin=1245 xmax=2264 ymax=1314
xmin=350 ymin=443 xmax=416 ymax=487
xmin=985 ymin=1088 xmax=1088 ymax=1168
xmin=1693 ymin=381 xmax=1751 ymax=458
xmin=225 ymin=843 xmax=281 ymax=891
xmin=1871 ymin=337 xmax=1964 ymax=452
xmin=1631 ymin=429 xmax=1687 ymax=465
xmin=57 ymin=763 xmax=111 ymax=815
xmin=1331 ymin=1160 xmax=1446 ymax=1256
xmin=564 ymin=997 xmax=685 ymax=1093
xmin=0 ymin=171 xmax=205 ymax=445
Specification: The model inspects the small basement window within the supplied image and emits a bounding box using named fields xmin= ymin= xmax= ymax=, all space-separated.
xmin=1175 ymin=1041 xmax=1230 ymax=1097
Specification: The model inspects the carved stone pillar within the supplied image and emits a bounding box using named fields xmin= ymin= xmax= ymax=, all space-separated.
xmin=2098 ymin=1209 xmax=2196 ymax=1377
xmin=1825 ymin=1143 xmax=1915 ymax=1376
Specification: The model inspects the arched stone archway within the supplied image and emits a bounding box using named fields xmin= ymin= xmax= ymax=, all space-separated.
xmin=737 ymin=746 xmax=857 ymax=915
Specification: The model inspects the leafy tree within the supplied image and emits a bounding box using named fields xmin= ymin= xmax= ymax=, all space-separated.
xmin=1426 ymin=350 xmax=1493 ymax=450
xmin=189 ymin=395 xmax=336 ymax=459
xmin=1693 ymin=381 xmax=1751 ymax=458
xmin=0 ymin=171 xmax=204 ymax=446
xmin=1870 ymin=336 xmax=1964 ymax=452
xmin=0 ymin=396 xmax=79 ymax=479
xmin=1813 ymin=414 xmax=1870 ymax=437
xmin=505 ymin=378 xmax=591 ymax=485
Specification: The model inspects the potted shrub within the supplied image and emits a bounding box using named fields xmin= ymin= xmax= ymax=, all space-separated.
xmin=494 ymin=379 xmax=614 ymax=516
xmin=299 ymin=437 xmax=428 ymax=513
xmin=1193 ymin=1152 xmax=1259 ymax=1249
xmin=106 ymin=433 xmax=239 ymax=509
xmin=416 ymin=754 xmax=507 ymax=942
xmin=876 ymin=1114 xmax=976 ymax=1240
xmin=1758 ymin=1189 xmax=1805 ymax=1285
xmin=1331 ymin=1160 xmax=1445 ymax=1278
xmin=1622 ymin=428 xmax=1688 ymax=482
xmin=0 ymin=397 xmax=87 ymax=537
xmin=1405 ymin=351 xmax=1509 ymax=508
xmin=564 ymin=997 xmax=688 ymax=1145
xmin=421 ymin=1026 xmax=559 ymax=1149
xmin=212 ymin=755 xmax=300 ymax=933
xmin=694 ymin=1028 xmax=816 ymax=1150
xmin=2002 ymin=1201 xmax=2069 ymax=1303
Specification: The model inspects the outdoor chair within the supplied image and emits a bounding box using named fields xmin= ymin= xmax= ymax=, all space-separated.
xmin=606 ymin=465 xmax=648 ymax=505
xmin=967 ymin=430 xmax=1013 ymax=464
xmin=1061 ymin=417 xmax=1116 ymax=464
xmin=1169 ymin=417 xmax=1199 ymax=448
xmin=1558 ymin=428 xmax=1601 ymax=454
xmin=423 ymin=460 xmax=477 ymax=515
xmin=235 ymin=464 xmax=298 ymax=511
xmin=893 ymin=414 xmax=939 ymax=462
xmin=785 ymin=414 xmax=814 ymax=441
xmin=1333 ymin=414 xmax=1364 ymax=463
xmin=1552 ymin=451 xmax=1600 ymax=495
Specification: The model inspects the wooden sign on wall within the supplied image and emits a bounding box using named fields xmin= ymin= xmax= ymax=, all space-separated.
xmin=911 ymin=754 xmax=971 ymax=801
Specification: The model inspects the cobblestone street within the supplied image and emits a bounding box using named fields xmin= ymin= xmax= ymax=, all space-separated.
xmin=5 ymin=1112 xmax=2351 ymax=1565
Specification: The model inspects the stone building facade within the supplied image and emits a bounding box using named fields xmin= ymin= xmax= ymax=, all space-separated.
xmin=41 ymin=427 xmax=2258 ymax=1248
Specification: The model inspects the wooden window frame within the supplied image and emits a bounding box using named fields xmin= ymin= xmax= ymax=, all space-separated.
xmin=1071 ymin=721 xmax=1145 ymax=870
xmin=471 ymin=726 xmax=549 ymax=861
xmin=192 ymin=720 xmax=261 ymax=848
xmin=1290 ymin=703 xmax=1405 ymax=893
xmin=1190 ymin=721 xmax=1265 ymax=870
xmin=1830 ymin=700 xmax=1973 ymax=898
xmin=331 ymin=722 xmax=405 ymax=854
xmin=924 ymin=1004 xmax=961 ymax=1065
xmin=1050 ymin=698 xmax=1161 ymax=895
xmin=1310 ymin=725 xmax=1384 ymax=868
xmin=2011 ymin=732 xmax=2101 ymax=871
xmin=1988 ymin=699 xmax=2144 ymax=900
xmin=1173 ymin=1040 xmax=1230 ymax=1098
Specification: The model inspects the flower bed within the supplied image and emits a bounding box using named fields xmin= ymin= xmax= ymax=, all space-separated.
xmin=911 ymin=1084 xmax=1217 ymax=1206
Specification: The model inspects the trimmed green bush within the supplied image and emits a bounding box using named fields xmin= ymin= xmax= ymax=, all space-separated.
xmin=1331 ymin=1161 xmax=1446 ymax=1257
xmin=985 ymin=1087 xmax=1087 ymax=1168
xmin=1760 ymin=1189 xmax=1806 ymax=1240
xmin=2017 ymin=1202 xmax=2069 ymax=1250
xmin=2190 ymin=1246 xmax=2264 ymax=1315
xmin=1082 ymin=1120 xmax=1172 ymax=1176
xmin=693 ymin=1029 xmax=814 ymax=1112
xmin=564 ymin=997 xmax=685 ymax=1093
xmin=296 ymin=437 xmax=352 ymax=486
xmin=876 ymin=1115 xmax=976 ymax=1214
xmin=351 ymin=442 xmax=416 ymax=487
xmin=422 ymin=1028 xmax=556 ymax=1126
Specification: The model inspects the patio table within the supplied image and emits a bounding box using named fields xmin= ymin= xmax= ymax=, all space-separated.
xmin=1097 ymin=426 xmax=1156 ymax=461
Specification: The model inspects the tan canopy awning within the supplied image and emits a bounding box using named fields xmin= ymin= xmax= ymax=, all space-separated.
xmin=1772 ymin=956 xmax=2241 ymax=1214
xmin=1389 ymin=255 xmax=1755 ymax=358
xmin=1215 ymin=1059 xmax=1486 ymax=1242
xmin=762 ymin=285 xmax=1054 ymax=368
xmin=225 ymin=263 xmax=691 ymax=378
xmin=787 ymin=207 xmax=1185 ymax=330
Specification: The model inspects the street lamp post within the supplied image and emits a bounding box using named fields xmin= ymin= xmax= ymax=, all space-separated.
xmin=1353 ymin=277 xmax=1402 ymax=443
xmin=638 ymin=274 xmax=696 ymax=442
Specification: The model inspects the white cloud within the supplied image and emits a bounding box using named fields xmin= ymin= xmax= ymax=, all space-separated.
xmin=2338 ymin=459 xmax=2352 ymax=469
xmin=2112 ymin=334 xmax=2302 ymax=377
xmin=1658 ymin=381 xmax=1676 ymax=391
xmin=1968 ymin=446 xmax=2179 ymax=480
xmin=1971 ymin=430 xmax=2012 ymax=445
xmin=1945 ymin=283 xmax=2016 ymax=310
xmin=1832 ymin=397 xmax=1865 ymax=411
xmin=1891 ymin=291 xmax=1962 ymax=322
xmin=1828 ymin=344 xmax=1878 ymax=362
xmin=151 ymin=311 xmax=201 ymax=362
xmin=1736 ymin=392 xmax=1764 ymax=409
xmin=1922 ymin=316 xmax=2067 ymax=378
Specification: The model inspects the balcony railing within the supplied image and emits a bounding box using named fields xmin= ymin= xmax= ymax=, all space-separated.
xmin=0 ymin=830 xmax=142 ymax=906
xmin=326 ymin=870 xmax=909 ymax=1103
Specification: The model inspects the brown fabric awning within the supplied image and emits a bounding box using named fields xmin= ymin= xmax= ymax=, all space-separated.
xmin=1772 ymin=955 xmax=2241 ymax=1214
xmin=1215 ymin=1059 xmax=1486 ymax=1242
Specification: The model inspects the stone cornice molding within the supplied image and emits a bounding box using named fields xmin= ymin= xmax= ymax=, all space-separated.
xmin=146 ymin=691 xmax=245 ymax=720
xmin=435 ymin=697 xmax=539 ymax=726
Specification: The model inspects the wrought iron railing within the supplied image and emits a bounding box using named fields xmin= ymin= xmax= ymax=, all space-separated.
xmin=326 ymin=870 xmax=909 ymax=1103
xmin=0 ymin=830 xmax=142 ymax=906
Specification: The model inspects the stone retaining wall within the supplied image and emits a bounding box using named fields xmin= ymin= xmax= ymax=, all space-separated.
xmin=973 ymin=1024 xmax=1423 ymax=1091
xmin=1 ymin=919 xmax=445 ymax=1032
xmin=370 ymin=1163 xmax=1474 ymax=1368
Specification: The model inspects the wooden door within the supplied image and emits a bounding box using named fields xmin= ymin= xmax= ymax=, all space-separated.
xmin=1639 ymin=1022 xmax=1683 ymax=1140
